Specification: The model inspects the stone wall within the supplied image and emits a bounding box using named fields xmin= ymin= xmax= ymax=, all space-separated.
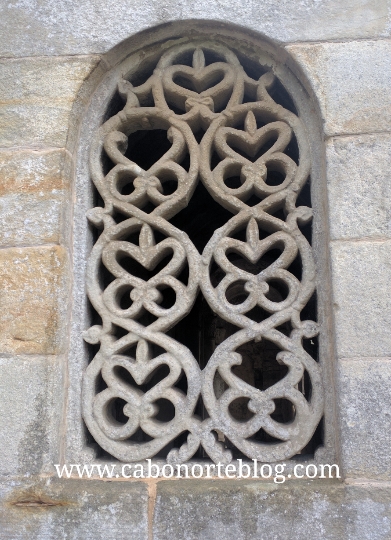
xmin=0 ymin=2 xmax=391 ymax=538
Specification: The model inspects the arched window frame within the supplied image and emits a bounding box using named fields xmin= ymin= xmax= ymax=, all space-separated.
xmin=63 ymin=22 xmax=338 ymax=471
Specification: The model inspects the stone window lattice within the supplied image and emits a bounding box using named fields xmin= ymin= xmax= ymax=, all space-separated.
xmin=82 ymin=40 xmax=324 ymax=464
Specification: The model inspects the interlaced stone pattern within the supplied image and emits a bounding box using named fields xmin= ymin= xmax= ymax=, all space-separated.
xmin=82 ymin=41 xmax=324 ymax=464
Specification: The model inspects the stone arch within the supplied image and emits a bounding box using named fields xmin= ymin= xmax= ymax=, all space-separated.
xmin=64 ymin=21 xmax=338 ymax=467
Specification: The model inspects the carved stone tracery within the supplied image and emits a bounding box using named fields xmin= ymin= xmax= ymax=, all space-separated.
xmin=82 ymin=41 xmax=324 ymax=464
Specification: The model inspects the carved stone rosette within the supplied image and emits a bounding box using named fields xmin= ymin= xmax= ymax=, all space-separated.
xmin=82 ymin=41 xmax=324 ymax=464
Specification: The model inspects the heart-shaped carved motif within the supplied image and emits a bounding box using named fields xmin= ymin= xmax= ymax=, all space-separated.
xmin=104 ymin=340 xmax=181 ymax=391
xmin=171 ymin=68 xmax=226 ymax=94
xmin=93 ymin=340 xmax=185 ymax=440
xmin=104 ymin=125 xmax=188 ymax=212
xmin=216 ymin=112 xmax=292 ymax=162
xmin=162 ymin=48 xmax=235 ymax=111
xmin=214 ymin=219 xmax=300 ymax=314
xmin=212 ymin=111 xmax=297 ymax=200
xmin=101 ymin=224 xmax=187 ymax=319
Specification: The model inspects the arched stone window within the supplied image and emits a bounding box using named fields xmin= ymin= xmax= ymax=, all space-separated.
xmin=68 ymin=26 xmax=336 ymax=467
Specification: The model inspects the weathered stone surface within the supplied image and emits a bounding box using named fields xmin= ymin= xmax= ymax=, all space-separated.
xmin=0 ymin=1 xmax=389 ymax=57
xmin=0 ymin=356 xmax=63 ymax=476
xmin=0 ymin=149 xmax=71 ymax=247
xmin=330 ymin=240 xmax=391 ymax=358
xmin=0 ymin=246 xmax=68 ymax=355
xmin=327 ymin=134 xmax=391 ymax=240
xmin=287 ymin=40 xmax=391 ymax=137
xmin=338 ymin=358 xmax=391 ymax=479
xmin=153 ymin=480 xmax=391 ymax=540
xmin=0 ymin=478 xmax=148 ymax=539
xmin=0 ymin=57 xmax=99 ymax=148
xmin=82 ymin=40 xmax=323 ymax=464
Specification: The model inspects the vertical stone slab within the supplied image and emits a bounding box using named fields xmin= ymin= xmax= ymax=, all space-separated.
xmin=0 ymin=246 xmax=69 ymax=355
xmin=338 ymin=358 xmax=391 ymax=479
xmin=0 ymin=356 xmax=63 ymax=476
xmin=326 ymin=134 xmax=391 ymax=240
xmin=330 ymin=240 xmax=391 ymax=358
xmin=0 ymin=149 xmax=72 ymax=247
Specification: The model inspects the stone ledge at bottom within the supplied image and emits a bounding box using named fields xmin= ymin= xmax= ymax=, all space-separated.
xmin=1 ymin=478 xmax=390 ymax=540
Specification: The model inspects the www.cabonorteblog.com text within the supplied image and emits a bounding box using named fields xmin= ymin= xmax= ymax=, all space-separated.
xmin=54 ymin=460 xmax=340 ymax=483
